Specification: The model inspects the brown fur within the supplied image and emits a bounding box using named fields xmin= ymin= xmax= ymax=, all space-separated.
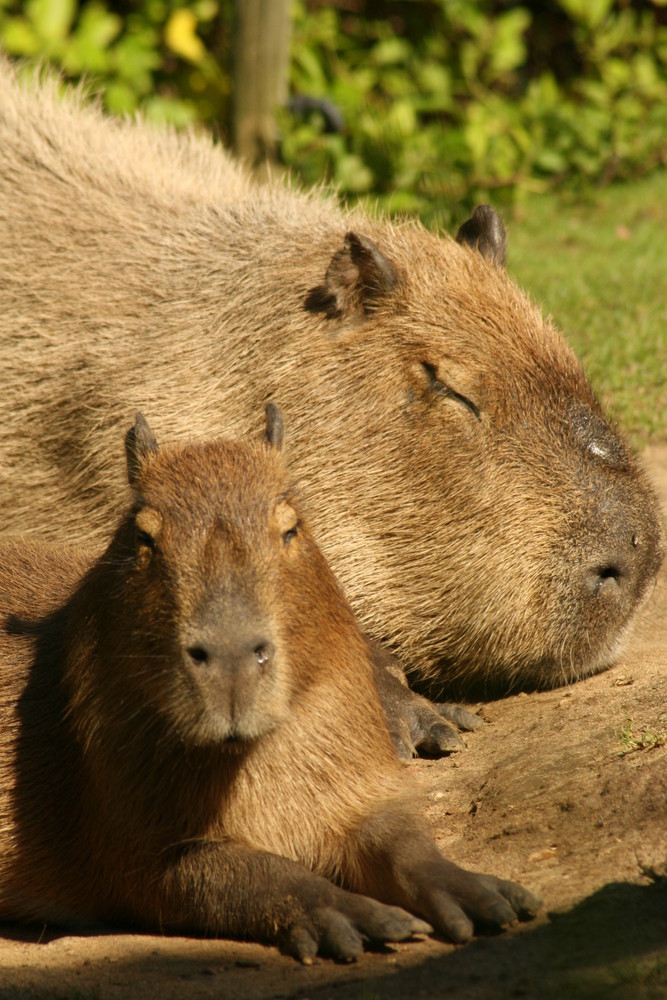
xmin=0 ymin=416 xmax=539 ymax=958
xmin=0 ymin=58 xmax=663 ymax=695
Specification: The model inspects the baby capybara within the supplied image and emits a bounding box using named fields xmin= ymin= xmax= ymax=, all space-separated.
xmin=0 ymin=408 xmax=539 ymax=960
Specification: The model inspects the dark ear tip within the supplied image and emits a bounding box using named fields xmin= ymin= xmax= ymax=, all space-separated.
xmin=345 ymin=231 xmax=398 ymax=292
xmin=125 ymin=412 xmax=158 ymax=487
xmin=455 ymin=204 xmax=507 ymax=267
xmin=132 ymin=411 xmax=151 ymax=438
xmin=129 ymin=412 xmax=158 ymax=450
xmin=472 ymin=204 xmax=498 ymax=220
xmin=265 ymin=402 xmax=284 ymax=451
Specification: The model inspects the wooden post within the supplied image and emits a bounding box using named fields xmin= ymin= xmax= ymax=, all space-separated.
xmin=232 ymin=0 xmax=292 ymax=167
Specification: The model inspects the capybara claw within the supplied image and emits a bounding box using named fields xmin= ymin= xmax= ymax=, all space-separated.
xmin=414 ymin=716 xmax=465 ymax=757
xmin=284 ymin=923 xmax=319 ymax=964
xmin=498 ymin=880 xmax=542 ymax=920
xmin=436 ymin=702 xmax=483 ymax=732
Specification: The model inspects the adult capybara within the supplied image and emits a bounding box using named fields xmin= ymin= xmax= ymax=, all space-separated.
xmin=0 ymin=58 xmax=663 ymax=705
xmin=0 ymin=410 xmax=540 ymax=959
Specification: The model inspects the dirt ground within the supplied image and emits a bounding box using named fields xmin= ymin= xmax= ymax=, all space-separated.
xmin=1 ymin=447 xmax=666 ymax=1000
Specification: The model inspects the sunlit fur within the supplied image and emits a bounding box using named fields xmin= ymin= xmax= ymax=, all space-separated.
xmin=0 ymin=58 xmax=663 ymax=695
xmin=0 ymin=430 xmax=412 ymax=932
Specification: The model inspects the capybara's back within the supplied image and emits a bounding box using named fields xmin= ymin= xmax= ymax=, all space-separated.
xmin=0 ymin=57 xmax=662 ymax=695
xmin=0 ymin=412 xmax=539 ymax=958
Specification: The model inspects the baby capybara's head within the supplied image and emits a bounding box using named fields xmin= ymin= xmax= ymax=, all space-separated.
xmin=94 ymin=406 xmax=314 ymax=748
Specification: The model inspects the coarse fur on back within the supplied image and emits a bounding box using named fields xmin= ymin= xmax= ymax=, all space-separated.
xmin=0 ymin=413 xmax=540 ymax=959
xmin=0 ymin=56 xmax=663 ymax=696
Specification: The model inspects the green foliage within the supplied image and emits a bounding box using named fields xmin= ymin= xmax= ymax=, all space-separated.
xmin=282 ymin=1 xmax=667 ymax=224
xmin=0 ymin=0 xmax=232 ymax=127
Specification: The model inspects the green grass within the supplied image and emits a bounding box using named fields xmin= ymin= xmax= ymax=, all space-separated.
xmin=615 ymin=719 xmax=666 ymax=757
xmin=506 ymin=171 xmax=667 ymax=447
xmin=562 ymin=954 xmax=667 ymax=1000
xmin=611 ymin=953 xmax=667 ymax=988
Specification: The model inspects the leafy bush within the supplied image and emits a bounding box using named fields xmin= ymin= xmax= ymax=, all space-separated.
xmin=283 ymin=0 xmax=667 ymax=223
xmin=1 ymin=0 xmax=666 ymax=223
xmin=0 ymin=0 xmax=232 ymax=128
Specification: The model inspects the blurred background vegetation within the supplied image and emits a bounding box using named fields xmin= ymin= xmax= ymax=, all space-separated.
xmin=0 ymin=0 xmax=665 ymax=441
xmin=1 ymin=0 xmax=667 ymax=224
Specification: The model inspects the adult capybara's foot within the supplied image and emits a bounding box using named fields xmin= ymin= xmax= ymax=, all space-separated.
xmin=370 ymin=646 xmax=481 ymax=759
xmin=411 ymin=858 xmax=541 ymax=942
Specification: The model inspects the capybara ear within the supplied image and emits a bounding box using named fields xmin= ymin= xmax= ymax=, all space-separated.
xmin=455 ymin=205 xmax=507 ymax=267
xmin=125 ymin=413 xmax=159 ymax=487
xmin=264 ymin=402 xmax=284 ymax=451
xmin=305 ymin=231 xmax=398 ymax=318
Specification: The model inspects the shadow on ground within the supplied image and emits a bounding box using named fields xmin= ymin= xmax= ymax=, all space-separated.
xmin=303 ymin=877 xmax=667 ymax=1000
xmin=1 ymin=877 xmax=666 ymax=1000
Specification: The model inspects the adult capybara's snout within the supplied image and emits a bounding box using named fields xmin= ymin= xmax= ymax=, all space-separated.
xmin=563 ymin=452 xmax=664 ymax=668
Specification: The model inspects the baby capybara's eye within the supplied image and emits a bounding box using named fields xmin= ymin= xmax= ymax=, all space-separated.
xmin=282 ymin=525 xmax=298 ymax=545
xmin=135 ymin=528 xmax=155 ymax=550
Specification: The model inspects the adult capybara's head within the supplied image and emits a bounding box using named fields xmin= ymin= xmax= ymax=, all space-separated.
xmin=301 ymin=209 xmax=665 ymax=695
xmin=79 ymin=406 xmax=318 ymax=748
